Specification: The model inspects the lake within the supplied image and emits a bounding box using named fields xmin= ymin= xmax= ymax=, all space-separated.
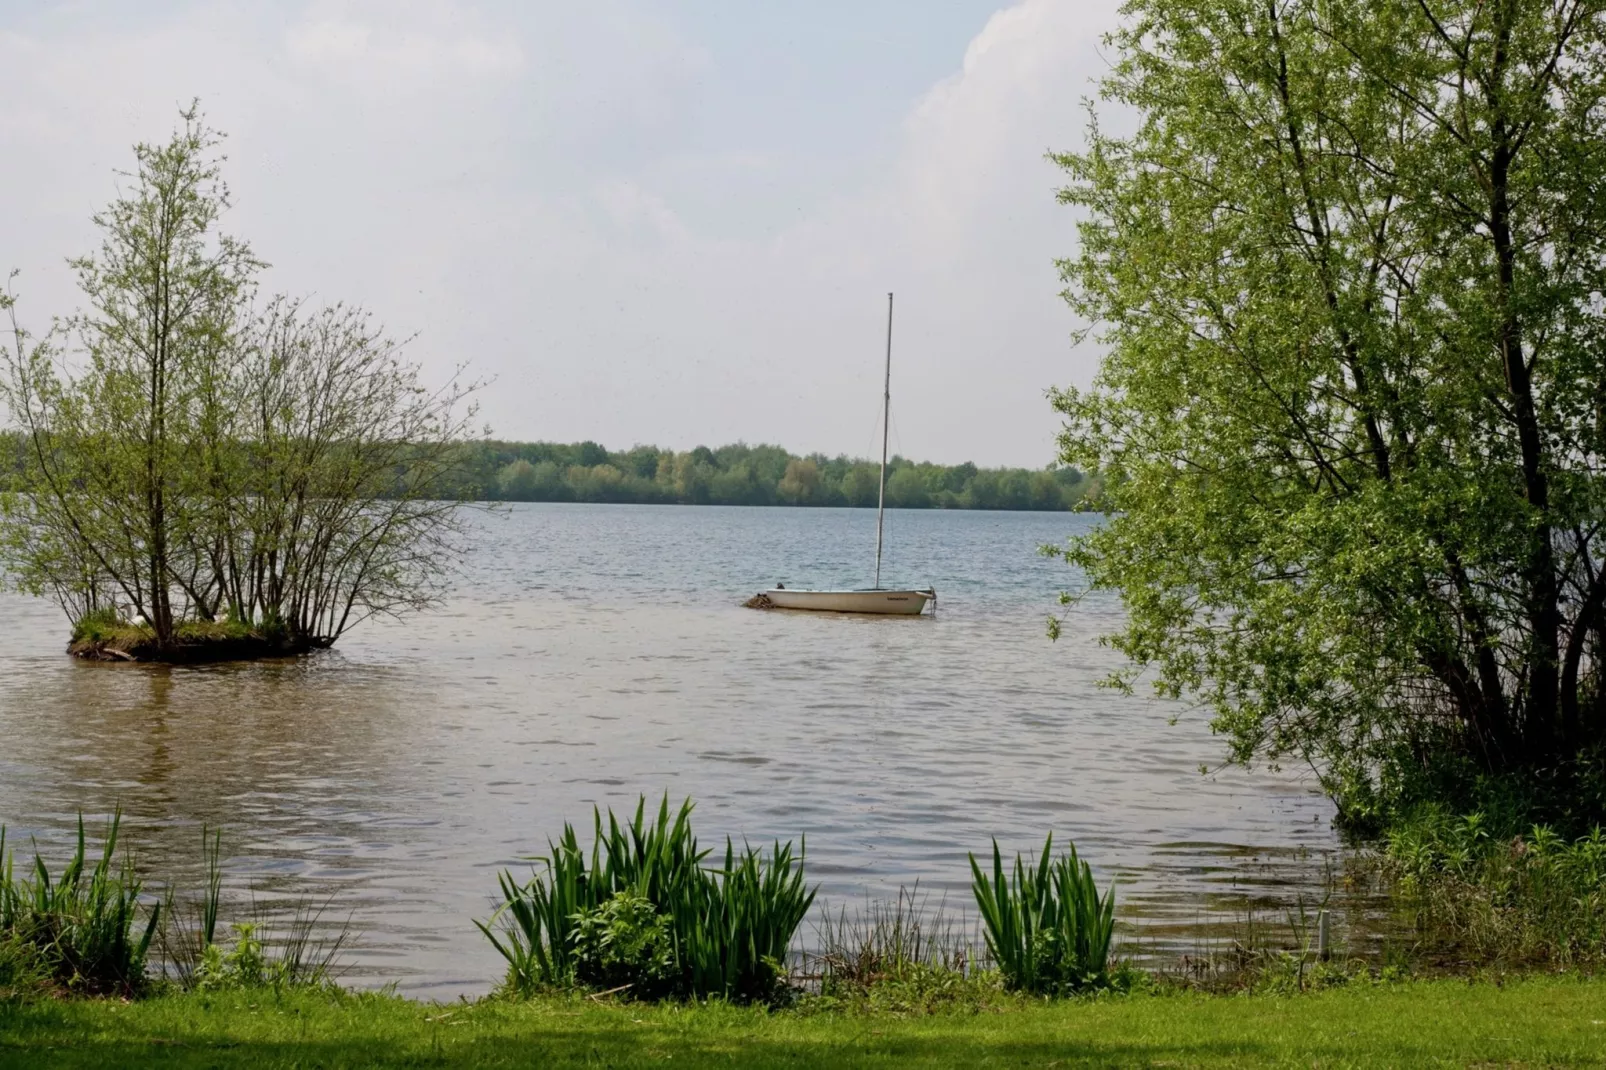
xmin=0 ymin=504 xmax=1346 ymax=997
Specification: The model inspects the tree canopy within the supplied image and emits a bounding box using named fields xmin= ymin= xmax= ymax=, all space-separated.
xmin=1053 ymin=0 xmax=1606 ymax=825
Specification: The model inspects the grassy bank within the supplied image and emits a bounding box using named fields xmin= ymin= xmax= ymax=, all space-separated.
xmin=5 ymin=978 xmax=1606 ymax=1068
xmin=66 ymin=613 xmax=320 ymax=663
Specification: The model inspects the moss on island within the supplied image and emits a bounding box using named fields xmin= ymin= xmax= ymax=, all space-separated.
xmin=68 ymin=616 xmax=322 ymax=664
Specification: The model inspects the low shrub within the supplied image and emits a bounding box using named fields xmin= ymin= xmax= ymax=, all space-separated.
xmin=803 ymin=890 xmax=1005 ymax=1016
xmin=479 ymin=796 xmax=815 ymax=1003
xmin=969 ymin=834 xmax=1115 ymax=995
xmin=1386 ymin=808 xmax=1606 ymax=966
xmin=192 ymin=922 xmax=328 ymax=991
xmin=810 ymin=885 xmax=976 ymax=990
xmin=571 ymin=892 xmax=677 ymax=997
xmin=0 ymin=812 xmax=160 ymax=996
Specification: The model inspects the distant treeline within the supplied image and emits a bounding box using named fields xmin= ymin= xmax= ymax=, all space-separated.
xmin=0 ymin=433 xmax=1096 ymax=510
xmin=461 ymin=441 xmax=1096 ymax=510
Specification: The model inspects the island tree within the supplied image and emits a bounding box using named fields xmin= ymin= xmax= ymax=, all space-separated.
xmin=1 ymin=108 xmax=479 ymax=657
xmin=1052 ymin=0 xmax=1606 ymax=825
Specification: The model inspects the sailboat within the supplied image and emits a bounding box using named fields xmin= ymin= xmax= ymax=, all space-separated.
xmin=748 ymin=293 xmax=936 ymax=616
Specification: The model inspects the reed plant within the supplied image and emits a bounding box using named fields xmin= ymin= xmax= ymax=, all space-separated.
xmin=798 ymin=886 xmax=1006 ymax=1015
xmin=969 ymin=834 xmax=1115 ymax=995
xmin=156 ymin=827 xmax=350 ymax=991
xmin=0 ymin=932 xmax=50 ymax=1003
xmin=810 ymin=885 xmax=976 ymax=989
xmin=479 ymin=796 xmax=814 ymax=1002
xmin=0 ymin=811 xmax=160 ymax=996
xmin=157 ymin=828 xmax=224 ymax=987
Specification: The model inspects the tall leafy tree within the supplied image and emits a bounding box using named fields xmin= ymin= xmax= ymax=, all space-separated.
xmin=1053 ymin=0 xmax=1606 ymax=820
xmin=2 ymin=108 xmax=478 ymax=656
xmin=2 ymin=106 xmax=258 ymax=650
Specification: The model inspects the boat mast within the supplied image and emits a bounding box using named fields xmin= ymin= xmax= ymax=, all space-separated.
xmin=875 ymin=292 xmax=892 ymax=590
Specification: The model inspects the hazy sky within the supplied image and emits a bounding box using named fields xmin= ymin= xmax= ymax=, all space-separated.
xmin=2 ymin=0 xmax=1124 ymax=467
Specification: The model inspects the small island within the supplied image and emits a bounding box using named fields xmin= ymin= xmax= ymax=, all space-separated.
xmin=66 ymin=616 xmax=324 ymax=664
xmin=0 ymin=110 xmax=475 ymax=665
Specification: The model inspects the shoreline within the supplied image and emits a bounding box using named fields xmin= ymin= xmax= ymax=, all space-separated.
xmin=68 ymin=633 xmax=321 ymax=665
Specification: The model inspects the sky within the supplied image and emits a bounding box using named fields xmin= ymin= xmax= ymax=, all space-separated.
xmin=1 ymin=0 xmax=1126 ymax=467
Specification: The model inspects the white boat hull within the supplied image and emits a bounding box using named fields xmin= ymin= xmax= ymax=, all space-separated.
xmin=755 ymin=588 xmax=934 ymax=615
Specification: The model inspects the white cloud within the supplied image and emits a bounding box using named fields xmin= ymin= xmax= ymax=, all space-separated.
xmin=0 ymin=0 xmax=1123 ymax=467
xmin=286 ymin=1 xmax=523 ymax=88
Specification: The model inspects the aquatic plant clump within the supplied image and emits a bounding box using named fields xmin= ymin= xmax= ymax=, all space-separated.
xmin=478 ymin=796 xmax=815 ymax=1003
xmin=0 ymin=812 xmax=160 ymax=997
xmin=969 ymin=833 xmax=1115 ymax=995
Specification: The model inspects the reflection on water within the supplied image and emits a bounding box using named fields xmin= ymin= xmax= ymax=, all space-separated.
xmin=0 ymin=505 xmax=1366 ymax=996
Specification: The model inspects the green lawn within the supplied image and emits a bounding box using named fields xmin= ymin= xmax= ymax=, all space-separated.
xmin=3 ymin=978 xmax=1606 ymax=1068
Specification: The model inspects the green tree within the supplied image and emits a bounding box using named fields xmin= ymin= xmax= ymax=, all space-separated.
xmin=885 ymin=466 xmax=930 ymax=508
xmin=777 ymin=458 xmax=821 ymax=504
xmin=1052 ymin=0 xmax=1606 ymax=822
xmin=498 ymin=459 xmax=541 ymax=499
xmin=840 ymin=463 xmax=882 ymax=507
xmin=1 ymin=107 xmax=258 ymax=650
xmin=2 ymin=109 xmax=479 ymax=654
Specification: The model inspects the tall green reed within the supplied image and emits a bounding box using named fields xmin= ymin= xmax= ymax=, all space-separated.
xmin=969 ymin=833 xmax=1115 ymax=995
xmin=478 ymin=795 xmax=814 ymax=1002
xmin=810 ymin=884 xmax=976 ymax=989
xmin=158 ymin=826 xmax=223 ymax=986
xmin=0 ymin=810 xmax=160 ymax=996
xmin=157 ymin=827 xmax=350 ymax=990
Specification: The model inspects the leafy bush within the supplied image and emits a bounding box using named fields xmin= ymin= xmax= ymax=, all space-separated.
xmin=970 ymin=834 xmax=1115 ymax=995
xmin=191 ymin=922 xmax=313 ymax=991
xmin=571 ymin=892 xmax=676 ymax=997
xmin=0 ymin=812 xmax=160 ymax=996
xmin=805 ymin=887 xmax=1001 ymax=1016
xmin=1386 ymin=808 xmax=1606 ymax=966
xmin=479 ymin=796 xmax=815 ymax=1002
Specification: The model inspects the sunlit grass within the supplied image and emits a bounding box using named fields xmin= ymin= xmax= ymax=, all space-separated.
xmin=6 ymin=976 xmax=1606 ymax=1068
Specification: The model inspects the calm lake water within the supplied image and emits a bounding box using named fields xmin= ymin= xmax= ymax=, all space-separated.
xmin=0 ymin=505 xmax=1347 ymax=996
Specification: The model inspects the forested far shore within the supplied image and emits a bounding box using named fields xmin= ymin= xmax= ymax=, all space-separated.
xmin=460 ymin=440 xmax=1098 ymax=509
xmin=0 ymin=432 xmax=1096 ymax=510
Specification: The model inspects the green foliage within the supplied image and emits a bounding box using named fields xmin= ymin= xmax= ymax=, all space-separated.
xmin=0 ymin=812 xmax=160 ymax=996
xmin=189 ymin=918 xmax=343 ymax=993
xmin=1385 ymin=807 xmax=1606 ymax=966
xmin=811 ymin=885 xmax=975 ymax=992
xmin=478 ymin=796 xmax=815 ymax=1003
xmin=454 ymin=438 xmax=1093 ymax=510
xmin=155 ymin=828 xmax=347 ymax=992
xmin=806 ymin=886 xmax=998 ymax=1016
xmin=969 ymin=834 xmax=1115 ymax=995
xmin=1051 ymin=0 xmax=1606 ymax=820
xmin=0 ymin=935 xmax=50 ymax=1003
xmin=69 ymin=606 xmax=129 ymax=643
xmin=193 ymin=923 xmax=272 ymax=991
xmin=798 ymin=962 xmax=1011 ymax=1018
xmin=571 ymin=893 xmax=677 ymax=998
